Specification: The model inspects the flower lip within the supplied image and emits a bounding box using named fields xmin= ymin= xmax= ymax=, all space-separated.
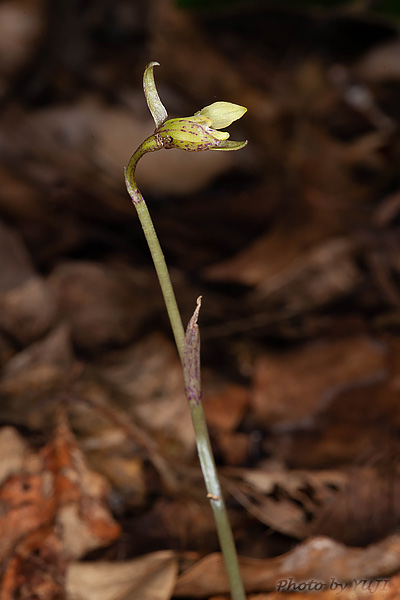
xmin=210 ymin=139 xmax=248 ymax=151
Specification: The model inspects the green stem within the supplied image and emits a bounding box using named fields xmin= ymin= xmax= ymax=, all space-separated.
xmin=192 ymin=402 xmax=246 ymax=600
xmin=125 ymin=142 xmax=246 ymax=600
xmin=124 ymin=139 xmax=185 ymax=360
xmin=135 ymin=199 xmax=185 ymax=361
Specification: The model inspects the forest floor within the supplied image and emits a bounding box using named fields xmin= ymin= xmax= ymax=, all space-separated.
xmin=1 ymin=0 xmax=400 ymax=598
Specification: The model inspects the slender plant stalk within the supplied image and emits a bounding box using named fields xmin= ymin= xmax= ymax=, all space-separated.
xmin=125 ymin=145 xmax=246 ymax=600
xmin=125 ymin=141 xmax=185 ymax=359
xmin=135 ymin=197 xmax=185 ymax=360
xmin=192 ymin=403 xmax=246 ymax=599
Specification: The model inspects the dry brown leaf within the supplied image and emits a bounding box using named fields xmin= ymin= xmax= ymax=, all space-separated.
xmin=86 ymin=453 xmax=146 ymax=506
xmin=0 ymin=415 xmax=120 ymax=597
xmin=0 ymin=325 xmax=74 ymax=429
xmin=253 ymin=237 xmax=361 ymax=312
xmin=0 ymin=276 xmax=57 ymax=346
xmin=0 ymin=220 xmax=35 ymax=290
xmin=66 ymin=550 xmax=177 ymax=600
xmin=0 ymin=221 xmax=56 ymax=346
xmin=148 ymin=497 xmax=218 ymax=554
xmin=354 ymin=39 xmax=400 ymax=82
xmin=223 ymin=467 xmax=346 ymax=540
xmin=0 ymin=427 xmax=31 ymax=486
xmin=0 ymin=529 xmax=66 ymax=600
xmin=217 ymin=431 xmax=250 ymax=466
xmin=98 ymin=333 xmax=195 ymax=459
xmin=0 ymin=473 xmax=51 ymax=566
xmin=0 ymin=0 xmax=45 ymax=88
xmin=174 ymin=536 xmax=400 ymax=597
xmin=40 ymin=411 xmax=121 ymax=558
xmin=204 ymin=211 xmax=338 ymax=288
xmin=251 ymin=335 xmax=385 ymax=427
xmin=310 ymin=467 xmax=400 ymax=546
xmin=203 ymin=384 xmax=250 ymax=432
xmin=49 ymin=261 xmax=157 ymax=353
xmin=270 ymin=341 xmax=400 ymax=468
xmin=69 ymin=378 xmax=179 ymax=496
xmin=227 ymin=463 xmax=400 ymax=546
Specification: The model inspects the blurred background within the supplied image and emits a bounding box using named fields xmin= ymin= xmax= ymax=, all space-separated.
xmin=2 ymin=0 xmax=400 ymax=568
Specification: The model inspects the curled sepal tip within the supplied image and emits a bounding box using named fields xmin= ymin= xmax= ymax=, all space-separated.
xmin=143 ymin=61 xmax=168 ymax=129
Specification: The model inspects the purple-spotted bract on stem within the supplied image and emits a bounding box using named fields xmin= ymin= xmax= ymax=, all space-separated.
xmin=183 ymin=296 xmax=202 ymax=406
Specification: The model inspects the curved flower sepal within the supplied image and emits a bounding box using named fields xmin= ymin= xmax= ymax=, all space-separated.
xmin=143 ymin=62 xmax=168 ymax=130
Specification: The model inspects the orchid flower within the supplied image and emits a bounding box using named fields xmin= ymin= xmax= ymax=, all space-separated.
xmin=144 ymin=61 xmax=247 ymax=152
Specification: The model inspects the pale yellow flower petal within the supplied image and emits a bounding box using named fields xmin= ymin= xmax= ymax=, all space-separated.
xmin=196 ymin=102 xmax=247 ymax=129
